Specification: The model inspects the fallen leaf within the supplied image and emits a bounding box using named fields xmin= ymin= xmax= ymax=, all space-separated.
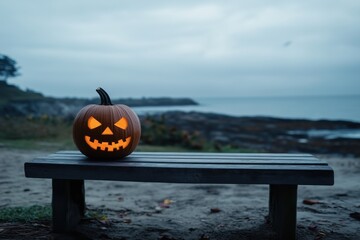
xmin=163 ymin=199 xmax=174 ymax=205
xmin=315 ymin=231 xmax=326 ymax=240
xmin=123 ymin=218 xmax=132 ymax=224
xmin=159 ymin=199 xmax=174 ymax=208
xmin=210 ymin=208 xmax=221 ymax=213
xmin=303 ymin=199 xmax=321 ymax=205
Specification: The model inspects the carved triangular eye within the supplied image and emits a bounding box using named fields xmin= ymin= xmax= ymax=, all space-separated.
xmin=114 ymin=117 xmax=128 ymax=130
xmin=88 ymin=116 xmax=102 ymax=129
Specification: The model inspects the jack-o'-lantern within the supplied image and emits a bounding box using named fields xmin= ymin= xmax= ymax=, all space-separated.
xmin=73 ymin=87 xmax=141 ymax=159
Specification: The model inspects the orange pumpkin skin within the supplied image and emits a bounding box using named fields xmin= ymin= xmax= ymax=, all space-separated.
xmin=73 ymin=88 xmax=141 ymax=159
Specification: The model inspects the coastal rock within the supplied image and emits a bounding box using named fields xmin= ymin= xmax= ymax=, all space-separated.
xmin=141 ymin=111 xmax=360 ymax=156
xmin=0 ymin=81 xmax=198 ymax=117
xmin=0 ymin=98 xmax=198 ymax=118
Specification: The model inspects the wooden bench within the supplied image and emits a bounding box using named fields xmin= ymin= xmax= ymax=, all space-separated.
xmin=24 ymin=151 xmax=334 ymax=240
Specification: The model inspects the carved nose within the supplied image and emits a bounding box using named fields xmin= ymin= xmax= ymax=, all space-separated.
xmin=102 ymin=127 xmax=113 ymax=135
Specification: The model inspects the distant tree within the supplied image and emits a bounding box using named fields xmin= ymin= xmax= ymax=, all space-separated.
xmin=0 ymin=54 xmax=20 ymax=82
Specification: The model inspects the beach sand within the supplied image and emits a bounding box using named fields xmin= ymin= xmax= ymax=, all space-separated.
xmin=0 ymin=148 xmax=359 ymax=239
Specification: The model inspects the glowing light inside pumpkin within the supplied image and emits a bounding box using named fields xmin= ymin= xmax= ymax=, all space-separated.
xmin=102 ymin=127 xmax=113 ymax=135
xmin=85 ymin=136 xmax=131 ymax=151
xmin=88 ymin=116 xmax=102 ymax=129
xmin=114 ymin=117 xmax=128 ymax=130
xmin=85 ymin=116 xmax=131 ymax=152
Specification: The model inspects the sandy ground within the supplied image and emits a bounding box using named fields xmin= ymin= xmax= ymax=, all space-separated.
xmin=0 ymin=148 xmax=359 ymax=240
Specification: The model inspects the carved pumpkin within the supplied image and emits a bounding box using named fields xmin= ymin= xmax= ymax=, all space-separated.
xmin=73 ymin=87 xmax=141 ymax=159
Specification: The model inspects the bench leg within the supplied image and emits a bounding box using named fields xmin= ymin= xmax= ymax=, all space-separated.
xmin=52 ymin=179 xmax=85 ymax=233
xmin=269 ymin=184 xmax=298 ymax=240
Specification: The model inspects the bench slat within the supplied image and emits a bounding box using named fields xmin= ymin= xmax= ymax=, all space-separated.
xmin=36 ymin=156 xmax=327 ymax=165
xmin=26 ymin=160 xmax=334 ymax=170
xmin=47 ymin=151 xmax=322 ymax=164
xmin=56 ymin=150 xmax=314 ymax=158
xmin=25 ymin=151 xmax=334 ymax=185
xmin=25 ymin=162 xmax=333 ymax=185
xmin=49 ymin=153 xmax=319 ymax=161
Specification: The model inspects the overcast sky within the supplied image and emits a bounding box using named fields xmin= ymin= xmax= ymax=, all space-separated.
xmin=1 ymin=0 xmax=359 ymax=98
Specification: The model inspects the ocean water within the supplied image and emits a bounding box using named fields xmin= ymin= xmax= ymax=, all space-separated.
xmin=133 ymin=95 xmax=360 ymax=123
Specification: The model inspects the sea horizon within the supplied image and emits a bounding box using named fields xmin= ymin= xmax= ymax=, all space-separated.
xmin=133 ymin=95 xmax=360 ymax=123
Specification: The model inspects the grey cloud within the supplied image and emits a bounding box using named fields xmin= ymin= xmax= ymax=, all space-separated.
xmin=0 ymin=0 xmax=359 ymax=98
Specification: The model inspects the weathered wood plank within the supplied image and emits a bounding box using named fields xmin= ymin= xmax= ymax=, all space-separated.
xmin=55 ymin=150 xmax=315 ymax=158
xmin=24 ymin=151 xmax=334 ymax=185
xmin=25 ymin=162 xmax=334 ymax=185
xmin=52 ymin=179 xmax=85 ymax=233
xmin=39 ymin=151 xmax=326 ymax=166
xmin=37 ymin=157 xmax=327 ymax=166
xmin=46 ymin=154 xmax=321 ymax=161
xmin=25 ymin=158 xmax=333 ymax=171
xmin=269 ymin=185 xmax=298 ymax=240
xmin=26 ymin=161 xmax=333 ymax=171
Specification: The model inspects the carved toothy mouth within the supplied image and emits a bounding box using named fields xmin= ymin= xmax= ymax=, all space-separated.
xmin=85 ymin=136 xmax=131 ymax=152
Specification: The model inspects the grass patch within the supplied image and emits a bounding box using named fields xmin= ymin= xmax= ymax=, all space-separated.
xmin=0 ymin=116 xmax=76 ymax=151
xmin=0 ymin=116 xmax=73 ymax=140
xmin=0 ymin=116 xmax=261 ymax=153
xmin=0 ymin=205 xmax=51 ymax=222
xmin=85 ymin=209 xmax=109 ymax=221
xmin=1 ymin=139 xmax=76 ymax=151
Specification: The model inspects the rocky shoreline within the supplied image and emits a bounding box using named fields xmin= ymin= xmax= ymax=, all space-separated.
xmin=140 ymin=111 xmax=360 ymax=157
xmin=0 ymin=81 xmax=199 ymax=117
xmin=1 ymin=80 xmax=359 ymax=156
xmin=0 ymin=97 xmax=198 ymax=118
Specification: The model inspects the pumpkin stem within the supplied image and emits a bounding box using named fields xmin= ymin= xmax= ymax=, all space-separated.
xmin=96 ymin=87 xmax=113 ymax=105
